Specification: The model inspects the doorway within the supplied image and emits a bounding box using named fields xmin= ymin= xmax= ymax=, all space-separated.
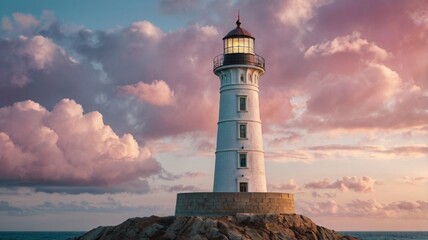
xmin=239 ymin=182 xmax=248 ymax=192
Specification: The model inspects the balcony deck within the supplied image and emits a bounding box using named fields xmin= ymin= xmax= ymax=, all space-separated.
xmin=214 ymin=53 xmax=265 ymax=71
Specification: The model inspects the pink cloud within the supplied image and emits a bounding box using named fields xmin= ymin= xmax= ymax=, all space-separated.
xmin=0 ymin=99 xmax=161 ymax=193
xmin=268 ymin=179 xmax=299 ymax=191
xmin=260 ymin=90 xmax=293 ymax=126
xmin=158 ymin=170 xmax=205 ymax=181
xmin=76 ymin=21 xmax=220 ymax=138
xmin=285 ymin=1 xmax=428 ymax=132
xmin=119 ymin=80 xmax=175 ymax=106
xmin=304 ymin=176 xmax=375 ymax=192
xmin=400 ymin=176 xmax=428 ymax=185
xmin=265 ymin=149 xmax=314 ymax=163
xmin=307 ymin=144 xmax=379 ymax=152
xmin=301 ymin=199 xmax=340 ymax=215
xmin=308 ymin=144 xmax=428 ymax=159
xmin=129 ymin=21 xmax=163 ymax=40
xmin=267 ymin=144 xmax=428 ymax=163
xmin=299 ymin=199 xmax=428 ymax=218
xmin=196 ymin=138 xmax=215 ymax=156
xmin=269 ymin=131 xmax=302 ymax=146
xmin=347 ymin=199 xmax=428 ymax=217
xmin=410 ymin=10 xmax=428 ymax=26
xmin=0 ymin=34 xmax=70 ymax=88
xmin=1 ymin=16 xmax=13 ymax=31
xmin=21 ymin=35 xmax=58 ymax=70
xmin=12 ymin=13 xmax=39 ymax=29
xmin=161 ymin=184 xmax=203 ymax=193
xmin=305 ymin=32 xmax=389 ymax=61
xmin=306 ymin=63 xmax=400 ymax=117
xmin=385 ymin=146 xmax=428 ymax=157
xmin=275 ymin=0 xmax=319 ymax=26
xmin=311 ymin=191 xmax=336 ymax=199
xmin=260 ymin=1 xmax=427 ymax=132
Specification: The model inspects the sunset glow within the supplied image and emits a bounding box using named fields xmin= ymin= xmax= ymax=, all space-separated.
xmin=0 ymin=0 xmax=427 ymax=231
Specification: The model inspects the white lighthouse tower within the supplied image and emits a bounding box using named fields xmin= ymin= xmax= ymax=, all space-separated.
xmin=175 ymin=18 xmax=294 ymax=216
xmin=213 ymin=18 xmax=267 ymax=192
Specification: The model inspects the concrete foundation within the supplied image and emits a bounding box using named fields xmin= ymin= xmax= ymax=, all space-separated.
xmin=175 ymin=192 xmax=294 ymax=216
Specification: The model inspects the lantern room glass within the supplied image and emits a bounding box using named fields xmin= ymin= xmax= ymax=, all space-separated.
xmin=224 ymin=37 xmax=254 ymax=54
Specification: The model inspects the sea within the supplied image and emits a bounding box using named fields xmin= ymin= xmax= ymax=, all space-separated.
xmin=341 ymin=232 xmax=428 ymax=240
xmin=0 ymin=231 xmax=427 ymax=240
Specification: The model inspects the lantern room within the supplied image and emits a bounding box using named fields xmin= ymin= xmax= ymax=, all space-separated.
xmin=213 ymin=18 xmax=265 ymax=71
xmin=223 ymin=19 xmax=255 ymax=54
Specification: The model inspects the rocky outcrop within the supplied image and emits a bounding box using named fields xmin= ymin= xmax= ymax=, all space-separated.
xmin=73 ymin=214 xmax=359 ymax=240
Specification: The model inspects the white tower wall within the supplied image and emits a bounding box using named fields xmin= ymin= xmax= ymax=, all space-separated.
xmin=213 ymin=65 xmax=267 ymax=192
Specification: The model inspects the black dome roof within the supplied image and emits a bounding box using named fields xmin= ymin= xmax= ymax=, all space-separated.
xmin=223 ymin=19 xmax=254 ymax=40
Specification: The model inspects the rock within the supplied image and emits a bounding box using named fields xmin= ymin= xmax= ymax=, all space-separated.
xmin=190 ymin=217 xmax=204 ymax=235
xmin=75 ymin=226 xmax=106 ymax=240
xmin=142 ymin=223 xmax=164 ymax=238
xmin=72 ymin=214 xmax=360 ymax=240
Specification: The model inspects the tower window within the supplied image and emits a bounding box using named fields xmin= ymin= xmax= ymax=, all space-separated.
xmin=238 ymin=123 xmax=247 ymax=139
xmin=238 ymin=96 xmax=247 ymax=111
xmin=240 ymin=75 xmax=244 ymax=82
xmin=239 ymin=153 xmax=247 ymax=168
xmin=239 ymin=182 xmax=248 ymax=192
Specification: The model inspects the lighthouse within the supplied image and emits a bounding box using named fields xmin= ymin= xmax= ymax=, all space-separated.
xmin=213 ymin=18 xmax=267 ymax=192
xmin=175 ymin=18 xmax=294 ymax=216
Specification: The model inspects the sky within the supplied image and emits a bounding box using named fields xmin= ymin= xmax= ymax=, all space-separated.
xmin=0 ymin=0 xmax=427 ymax=231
